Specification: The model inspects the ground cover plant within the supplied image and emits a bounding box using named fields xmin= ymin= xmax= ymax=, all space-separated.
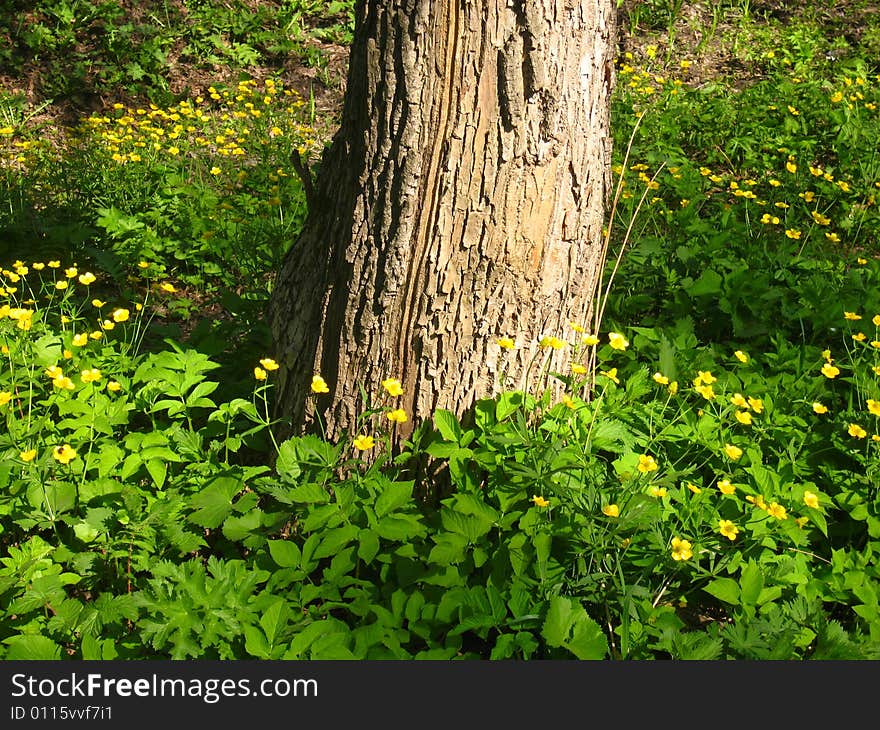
xmin=1 ymin=0 xmax=880 ymax=659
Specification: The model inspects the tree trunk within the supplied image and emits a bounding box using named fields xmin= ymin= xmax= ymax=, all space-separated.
xmin=269 ymin=0 xmax=616 ymax=442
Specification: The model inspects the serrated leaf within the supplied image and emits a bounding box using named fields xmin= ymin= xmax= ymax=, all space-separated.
xmin=4 ymin=634 xmax=61 ymax=660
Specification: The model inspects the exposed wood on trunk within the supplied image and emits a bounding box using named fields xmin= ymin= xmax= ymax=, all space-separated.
xmin=269 ymin=0 xmax=616 ymax=442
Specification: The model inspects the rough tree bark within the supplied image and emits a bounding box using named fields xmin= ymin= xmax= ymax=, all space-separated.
xmin=269 ymin=0 xmax=616 ymax=441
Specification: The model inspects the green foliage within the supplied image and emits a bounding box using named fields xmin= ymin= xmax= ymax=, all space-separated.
xmin=3 ymin=0 xmax=880 ymax=661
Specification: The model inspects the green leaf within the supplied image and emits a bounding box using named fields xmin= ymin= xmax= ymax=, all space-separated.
xmin=188 ymin=474 xmax=242 ymax=528
xmin=374 ymin=515 xmax=427 ymax=541
xmin=260 ymin=599 xmax=290 ymax=646
xmin=496 ymin=391 xmax=524 ymax=421
xmin=4 ymin=634 xmax=61 ymax=660
xmin=357 ymin=529 xmax=380 ymax=563
xmin=440 ymin=509 xmax=493 ymax=542
xmin=244 ymin=625 xmax=270 ymax=659
xmin=374 ymin=480 xmax=414 ymax=518
xmin=145 ymin=458 xmax=167 ymax=489
xmin=222 ymin=510 xmax=263 ymax=542
xmin=541 ymin=596 xmax=607 ymax=660
xmin=313 ymin=525 xmax=360 ymax=560
xmin=739 ymin=561 xmax=764 ymax=606
xmin=704 ymin=577 xmax=740 ymax=605
xmin=434 ymin=409 xmax=462 ymax=443
xmin=287 ymin=483 xmax=330 ymax=504
xmin=428 ymin=533 xmax=470 ymax=565
xmin=686 ymin=267 xmax=723 ymax=297
xmin=268 ymin=540 xmax=301 ymax=569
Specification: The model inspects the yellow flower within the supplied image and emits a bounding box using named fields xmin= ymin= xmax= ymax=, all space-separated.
xmin=80 ymin=368 xmax=102 ymax=384
xmin=868 ymin=399 xmax=880 ymax=417
xmin=825 ymin=232 xmax=840 ymax=243
xmin=539 ymin=336 xmax=566 ymax=349
xmin=45 ymin=365 xmax=64 ymax=379
xmin=496 ymin=336 xmax=516 ymax=350
xmin=803 ymin=491 xmax=820 ymax=509
xmin=55 ymin=280 xmax=69 ymax=290
xmin=101 ymin=320 xmax=115 ymax=331
xmin=599 ymin=368 xmax=619 ymax=385
xmin=874 ymin=366 xmax=880 ymax=376
xmin=254 ymin=367 xmax=267 ymax=381
xmin=735 ymin=410 xmax=753 ymax=425
xmin=608 ymin=332 xmax=629 ymax=350
xmin=48 ymin=260 xmax=60 ymax=268
xmin=786 ymin=160 xmax=797 ymax=174
xmin=653 ymin=372 xmax=669 ymax=385
xmin=561 ymin=394 xmax=576 ymax=410
xmin=873 ymin=314 xmax=880 ymax=327
xmin=259 ymin=358 xmax=280 ymax=371
xmin=748 ymin=396 xmax=764 ymax=413
xmin=106 ymin=381 xmax=122 ymax=392
xmin=848 ymin=423 xmax=867 ymax=439
xmin=649 ymin=486 xmax=667 ymax=498
xmin=569 ymin=322 xmax=585 ymax=333
xmin=670 ymin=537 xmax=693 ymax=561
xmin=821 ymin=362 xmax=840 ymax=378
xmin=746 ymin=494 xmax=767 ymax=510
xmin=695 ymin=384 xmax=715 ymax=400
xmin=64 ymin=266 xmax=78 ymax=278
xmin=311 ymin=375 xmax=330 ymax=393
xmin=812 ymin=402 xmax=828 ymax=414
xmin=637 ymin=454 xmax=659 ymax=473
xmin=210 ymin=166 xmax=221 ymax=175
xmin=734 ymin=350 xmax=749 ymax=363
xmin=811 ymin=211 xmax=831 ymax=226
xmin=78 ymin=272 xmax=96 ymax=285
xmin=531 ymin=495 xmax=550 ymax=508
xmin=724 ymin=444 xmax=743 ymax=460
xmin=717 ymin=479 xmax=736 ymax=495
xmin=853 ymin=332 xmax=867 ymax=342
xmin=160 ymin=282 xmax=177 ymax=293
xmin=844 ymin=311 xmax=862 ymax=320
xmin=686 ymin=482 xmax=702 ymax=494
xmin=718 ymin=520 xmax=739 ymax=541
xmin=92 ymin=299 xmax=105 ymax=308
xmin=72 ymin=333 xmax=89 ymax=347
xmin=730 ymin=393 xmax=748 ymax=408
xmin=581 ymin=334 xmax=600 ymax=346
xmin=386 ymin=408 xmax=408 ymax=424
xmin=602 ymin=504 xmax=620 ymax=518
xmin=20 ymin=449 xmax=37 ymax=462
xmin=112 ymin=308 xmax=130 ymax=323
xmin=53 ymin=375 xmax=75 ymax=390
xmin=785 ymin=229 xmax=802 ymax=239
xmin=0 ymin=391 xmax=12 ymax=406
xmin=89 ymin=331 xmax=103 ymax=340
xmin=668 ymin=381 xmax=678 ymax=395
xmin=353 ymin=434 xmax=375 ymax=451
xmin=695 ymin=370 xmax=716 ymax=385
xmin=571 ymin=363 xmax=588 ymax=375
xmin=52 ymin=444 xmax=77 ymax=465
xmin=767 ymin=502 xmax=788 ymax=520
xmin=381 ymin=377 xmax=404 ymax=396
